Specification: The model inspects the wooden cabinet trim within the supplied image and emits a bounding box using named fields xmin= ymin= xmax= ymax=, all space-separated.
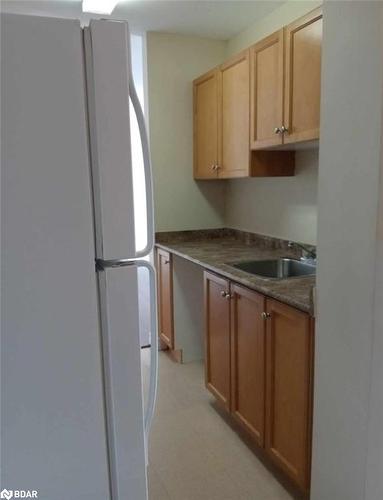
xmin=217 ymin=68 xmax=223 ymax=178
xmin=284 ymin=7 xmax=323 ymax=144
xmin=250 ymin=29 xmax=284 ymax=150
xmin=307 ymin=316 xmax=316 ymax=491
xmin=220 ymin=48 xmax=250 ymax=72
xmin=193 ymin=66 xmax=219 ymax=86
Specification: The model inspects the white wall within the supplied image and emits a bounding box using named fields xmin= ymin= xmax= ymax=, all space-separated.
xmin=365 ymin=142 xmax=383 ymax=499
xmin=147 ymin=32 xmax=226 ymax=232
xmin=225 ymin=150 xmax=318 ymax=244
xmin=225 ymin=1 xmax=321 ymax=245
xmin=147 ymin=3 xmax=321 ymax=242
xmin=226 ymin=0 xmax=322 ymax=57
xmin=311 ymin=2 xmax=383 ymax=500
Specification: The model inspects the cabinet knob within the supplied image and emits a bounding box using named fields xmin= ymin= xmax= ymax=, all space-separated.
xmin=164 ymin=260 xmax=170 ymax=265
xmin=225 ymin=293 xmax=233 ymax=300
xmin=261 ymin=312 xmax=271 ymax=320
xmin=221 ymin=290 xmax=227 ymax=297
xmin=280 ymin=125 xmax=289 ymax=133
xmin=274 ymin=127 xmax=282 ymax=134
xmin=211 ymin=164 xmax=216 ymax=171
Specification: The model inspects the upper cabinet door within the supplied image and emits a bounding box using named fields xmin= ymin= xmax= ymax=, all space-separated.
xmin=219 ymin=50 xmax=250 ymax=178
xmin=284 ymin=8 xmax=323 ymax=144
xmin=250 ymin=30 xmax=284 ymax=149
xmin=193 ymin=69 xmax=219 ymax=179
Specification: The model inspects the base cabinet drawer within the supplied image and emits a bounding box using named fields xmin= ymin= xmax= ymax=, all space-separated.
xmin=203 ymin=271 xmax=314 ymax=493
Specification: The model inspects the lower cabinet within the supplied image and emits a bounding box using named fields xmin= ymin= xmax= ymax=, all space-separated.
xmin=204 ymin=271 xmax=314 ymax=493
xmin=204 ymin=272 xmax=231 ymax=409
xmin=265 ymin=299 xmax=314 ymax=491
xmin=231 ymin=283 xmax=266 ymax=447
xmin=156 ymin=249 xmax=174 ymax=349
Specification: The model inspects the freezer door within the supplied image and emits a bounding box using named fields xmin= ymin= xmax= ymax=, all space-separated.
xmin=1 ymin=14 xmax=110 ymax=499
xmin=85 ymin=20 xmax=141 ymax=261
xmin=98 ymin=266 xmax=149 ymax=500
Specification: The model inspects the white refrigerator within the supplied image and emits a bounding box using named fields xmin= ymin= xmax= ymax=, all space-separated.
xmin=1 ymin=13 xmax=158 ymax=500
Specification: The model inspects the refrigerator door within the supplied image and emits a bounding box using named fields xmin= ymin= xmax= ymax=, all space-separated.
xmin=1 ymin=14 xmax=111 ymax=499
xmin=96 ymin=259 xmax=159 ymax=442
xmin=84 ymin=20 xmax=154 ymax=261
xmin=98 ymin=263 xmax=157 ymax=500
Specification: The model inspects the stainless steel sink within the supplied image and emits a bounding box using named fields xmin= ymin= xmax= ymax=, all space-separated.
xmin=231 ymin=258 xmax=316 ymax=279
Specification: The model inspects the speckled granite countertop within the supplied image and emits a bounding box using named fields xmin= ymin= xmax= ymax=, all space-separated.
xmin=155 ymin=229 xmax=316 ymax=315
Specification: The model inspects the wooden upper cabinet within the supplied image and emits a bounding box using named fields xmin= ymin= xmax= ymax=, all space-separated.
xmin=250 ymin=30 xmax=284 ymax=149
xmin=204 ymin=271 xmax=231 ymax=409
xmin=193 ymin=8 xmax=322 ymax=177
xmin=265 ymin=299 xmax=313 ymax=492
xmin=193 ymin=69 xmax=219 ymax=179
xmin=230 ymin=284 xmax=266 ymax=447
xmin=193 ymin=49 xmax=295 ymax=179
xmin=284 ymin=7 xmax=323 ymax=144
xmin=219 ymin=50 xmax=251 ymax=178
xmin=249 ymin=7 xmax=322 ymax=149
xmin=156 ymin=249 xmax=174 ymax=349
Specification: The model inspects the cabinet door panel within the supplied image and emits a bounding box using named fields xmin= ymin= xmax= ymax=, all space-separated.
xmin=250 ymin=30 xmax=284 ymax=149
xmin=204 ymin=271 xmax=231 ymax=408
xmin=193 ymin=69 xmax=219 ymax=179
xmin=219 ymin=50 xmax=250 ymax=178
xmin=157 ymin=249 xmax=174 ymax=348
xmin=231 ymin=285 xmax=266 ymax=446
xmin=265 ymin=299 xmax=313 ymax=491
xmin=284 ymin=8 xmax=323 ymax=144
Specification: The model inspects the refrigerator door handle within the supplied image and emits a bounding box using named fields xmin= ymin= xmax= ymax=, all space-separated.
xmin=97 ymin=258 xmax=158 ymax=437
xmin=128 ymin=57 xmax=155 ymax=258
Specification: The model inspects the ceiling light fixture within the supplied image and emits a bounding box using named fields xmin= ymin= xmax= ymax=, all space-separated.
xmin=82 ymin=0 xmax=119 ymax=15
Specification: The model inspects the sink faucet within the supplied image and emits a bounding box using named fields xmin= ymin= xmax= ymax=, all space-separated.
xmin=288 ymin=241 xmax=317 ymax=262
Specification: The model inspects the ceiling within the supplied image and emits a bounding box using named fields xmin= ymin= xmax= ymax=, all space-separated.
xmin=1 ymin=0 xmax=285 ymax=39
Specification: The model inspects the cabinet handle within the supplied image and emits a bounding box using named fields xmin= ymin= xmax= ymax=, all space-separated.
xmin=280 ymin=125 xmax=289 ymax=134
xmin=211 ymin=164 xmax=216 ymax=171
xmin=225 ymin=293 xmax=233 ymax=300
xmin=274 ymin=127 xmax=282 ymax=134
xmin=221 ymin=290 xmax=227 ymax=297
xmin=164 ymin=259 xmax=170 ymax=265
xmin=261 ymin=312 xmax=271 ymax=320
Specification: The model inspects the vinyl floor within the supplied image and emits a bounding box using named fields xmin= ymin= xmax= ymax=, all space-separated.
xmin=142 ymin=350 xmax=293 ymax=500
